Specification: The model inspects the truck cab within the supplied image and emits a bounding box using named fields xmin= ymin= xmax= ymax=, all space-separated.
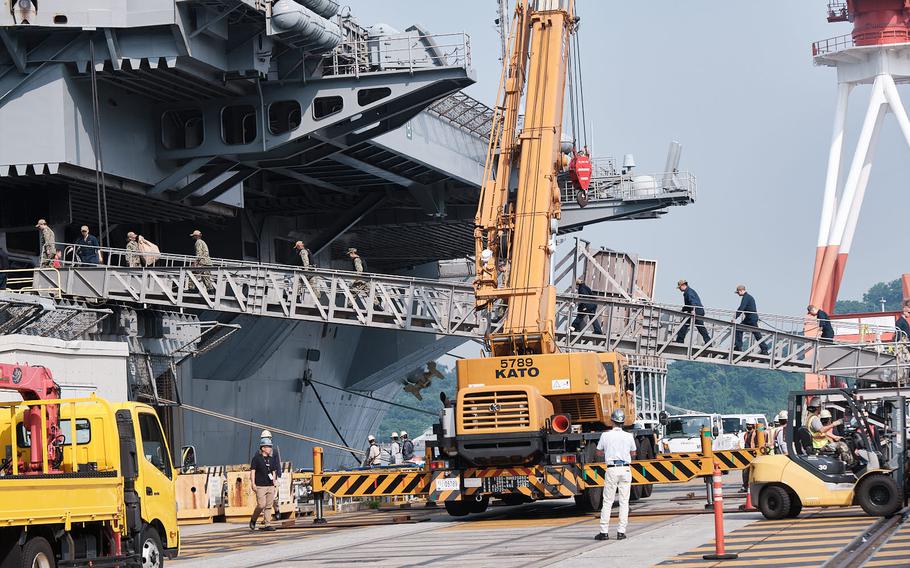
xmin=0 ymin=394 xmax=178 ymax=567
xmin=661 ymin=413 xmax=740 ymax=453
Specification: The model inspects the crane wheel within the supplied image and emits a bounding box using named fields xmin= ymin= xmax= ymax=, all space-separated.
xmin=758 ymin=485 xmax=791 ymax=520
xmin=19 ymin=537 xmax=55 ymax=568
xmin=574 ymin=487 xmax=603 ymax=512
xmin=444 ymin=501 xmax=472 ymax=517
xmin=637 ymin=437 xmax=655 ymax=498
xmin=857 ymin=474 xmax=903 ymax=517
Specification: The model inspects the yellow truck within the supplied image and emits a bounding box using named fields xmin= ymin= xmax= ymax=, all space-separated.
xmin=0 ymin=363 xmax=178 ymax=568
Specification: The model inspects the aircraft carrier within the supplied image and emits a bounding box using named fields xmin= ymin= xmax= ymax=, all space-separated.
xmin=0 ymin=0 xmax=696 ymax=468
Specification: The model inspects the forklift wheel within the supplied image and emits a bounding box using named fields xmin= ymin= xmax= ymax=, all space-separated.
xmin=786 ymin=494 xmax=802 ymax=518
xmin=856 ymin=474 xmax=903 ymax=517
xmin=758 ymin=485 xmax=791 ymax=520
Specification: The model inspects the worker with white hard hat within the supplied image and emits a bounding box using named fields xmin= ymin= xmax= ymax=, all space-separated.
xmin=772 ymin=411 xmax=788 ymax=455
xmin=249 ymin=432 xmax=279 ymax=531
xmin=363 ymin=435 xmax=381 ymax=468
xmin=389 ymin=432 xmax=402 ymax=465
xmin=400 ymin=431 xmax=415 ymax=462
xmin=594 ymin=408 xmax=636 ymax=542
xmin=741 ymin=418 xmax=765 ymax=492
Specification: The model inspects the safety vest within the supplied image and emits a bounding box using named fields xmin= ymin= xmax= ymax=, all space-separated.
xmin=744 ymin=428 xmax=765 ymax=449
xmin=808 ymin=417 xmax=828 ymax=449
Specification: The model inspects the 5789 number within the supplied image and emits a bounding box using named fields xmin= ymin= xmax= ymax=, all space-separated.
xmin=500 ymin=357 xmax=534 ymax=368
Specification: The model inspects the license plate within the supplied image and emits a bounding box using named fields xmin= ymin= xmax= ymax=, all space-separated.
xmin=483 ymin=475 xmax=530 ymax=493
xmin=434 ymin=477 xmax=460 ymax=491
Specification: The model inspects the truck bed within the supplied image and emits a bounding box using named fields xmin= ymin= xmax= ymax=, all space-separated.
xmin=0 ymin=471 xmax=123 ymax=527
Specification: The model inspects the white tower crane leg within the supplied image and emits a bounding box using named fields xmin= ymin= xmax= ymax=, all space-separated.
xmin=812 ymin=75 xmax=888 ymax=307
xmin=840 ymin=107 xmax=886 ymax=258
xmin=812 ymin=82 xmax=852 ymax=292
xmin=881 ymin=74 xmax=910 ymax=150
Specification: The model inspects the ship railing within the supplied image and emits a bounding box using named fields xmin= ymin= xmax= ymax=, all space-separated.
xmin=812 ymin=31 xmax=910 ymax=57
xmin=0 ymin=268 xmax=61 ymax=299
xmin=323 ymin=31 xmax=471 ymax=78
xmin=560 ymin=170 xmax=697 ymax=205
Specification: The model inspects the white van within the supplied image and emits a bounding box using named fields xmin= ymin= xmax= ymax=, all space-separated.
xmin=660 ymin=413 xmax=741 ymax=453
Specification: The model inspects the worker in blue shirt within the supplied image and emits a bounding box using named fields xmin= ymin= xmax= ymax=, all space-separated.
xmin=807 ymin=305 xmax=835 ymax=341
xmin=675 ymin=279 xmax=711 ymax=344
xmin=733 ymin=285 xmax=770 ymax=354
xmin=572 ymin=278 xmax=603 ymax=335
xmin=895 ymin=302 xmax=910 ymax=342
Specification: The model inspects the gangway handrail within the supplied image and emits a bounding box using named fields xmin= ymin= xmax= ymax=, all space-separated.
xmin=29 ymin=256 xmax=902 ymax=380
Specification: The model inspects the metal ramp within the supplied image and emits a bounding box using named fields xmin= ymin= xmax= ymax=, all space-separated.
xmin=0 ymin=291 xmax=111 ymax=340
xmin=21 ymin=246 xmax=901 ymax=380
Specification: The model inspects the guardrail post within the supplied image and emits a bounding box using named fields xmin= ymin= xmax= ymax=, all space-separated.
xmin=700 ymin=427 xmax=714 ymax=509
xmin=313 ymin=446 xmax=327 ymax=524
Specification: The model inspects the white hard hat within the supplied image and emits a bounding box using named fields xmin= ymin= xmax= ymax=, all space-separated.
xmin=746 ymin=418 xmax=756 ymax=425
xmin=779 ymin=410 xmax=788 ymax=420
xmin=820 ymin=409 xmax=832 ymax=419
xmin=367 ymin=435 xmax=376 ymax=442
xmin=260 ymin=429 xmax=272 ymax=439
xmin=391 ymin=432 xmax=399 ymax=438
xmin=400 ymin=431 xmax=407 ymax=437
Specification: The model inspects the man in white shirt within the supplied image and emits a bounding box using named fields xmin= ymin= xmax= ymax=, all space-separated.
xmin=595 ymin=408 xmax=637 ymax=541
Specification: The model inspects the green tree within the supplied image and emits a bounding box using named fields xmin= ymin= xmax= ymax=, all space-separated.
xmin=666 ymin=361 xmax=801 ymax=419
xmin=835 ymin=278 xmax=904 ymax=313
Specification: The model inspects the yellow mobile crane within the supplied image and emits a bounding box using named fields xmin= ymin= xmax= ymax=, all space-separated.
xmin=431 ymin=0 xmax=657 ymax=516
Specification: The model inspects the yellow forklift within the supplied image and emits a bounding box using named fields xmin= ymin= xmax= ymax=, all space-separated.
xmin=750 ymin=388 xmax=907 ymax=519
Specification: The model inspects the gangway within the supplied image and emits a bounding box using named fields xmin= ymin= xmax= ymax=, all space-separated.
xmin=20 ymin=246 xmax=900 ymax=380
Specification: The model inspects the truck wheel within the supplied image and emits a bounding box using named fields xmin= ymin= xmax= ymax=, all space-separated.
xmin=574 ymin=486 xmax=603 ymax=512
xmin=758 ymin=485 xmax=791 ymax=520
xmin=444 ymin=501 xmax=471 ymax=517
xmin=19 ymin=537 xmax=55 ymax=568
xmin=140 ymin=528 xmax=164 ymax=568
xmin=857 ymin=474 xmax=902 ymax=517
xmin=786 ymin=494 xmax=802 ymax=518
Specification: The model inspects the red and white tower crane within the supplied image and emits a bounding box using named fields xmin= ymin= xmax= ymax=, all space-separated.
xmin=810 ymin=1 xmax=910 ymax=314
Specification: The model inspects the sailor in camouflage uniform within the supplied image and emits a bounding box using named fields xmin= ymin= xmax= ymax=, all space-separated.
xmin=126 ymin=232 xmax=141 ymax=267
xmin=35 ymin=219 xmax=56 ymax=267
xmin=190 ymin=230 xmax=213 ymax=290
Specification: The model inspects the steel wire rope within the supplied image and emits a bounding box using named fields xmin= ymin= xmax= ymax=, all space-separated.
xmin=304 ymin=376 xmax=436 ymax=416
xmin=572 ymin=18 xmax=588 ymax=149
xmin=88 ymin=39 xmax=111 ymax=249
xmin=307 ymin=378 xmax=361 ymax=463
xmin=146 ymin=396 xmax=365 ymax=456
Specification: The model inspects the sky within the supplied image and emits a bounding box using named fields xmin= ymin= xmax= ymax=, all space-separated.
xmin=349 ymin=1 xmax=910 ymax=317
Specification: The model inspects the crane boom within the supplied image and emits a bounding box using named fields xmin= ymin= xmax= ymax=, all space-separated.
xmin=475 ymin=0 xmax=574 ymax=357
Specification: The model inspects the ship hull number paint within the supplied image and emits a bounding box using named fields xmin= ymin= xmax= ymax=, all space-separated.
xmin=495 ymin=357 xmax=540 ymax=379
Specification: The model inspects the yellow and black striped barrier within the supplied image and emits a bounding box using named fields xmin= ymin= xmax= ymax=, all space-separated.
xmin=312 ymin=468 xmax=426 ymax=498
xmin=308 ymin=443 xmax=761 ymax=508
